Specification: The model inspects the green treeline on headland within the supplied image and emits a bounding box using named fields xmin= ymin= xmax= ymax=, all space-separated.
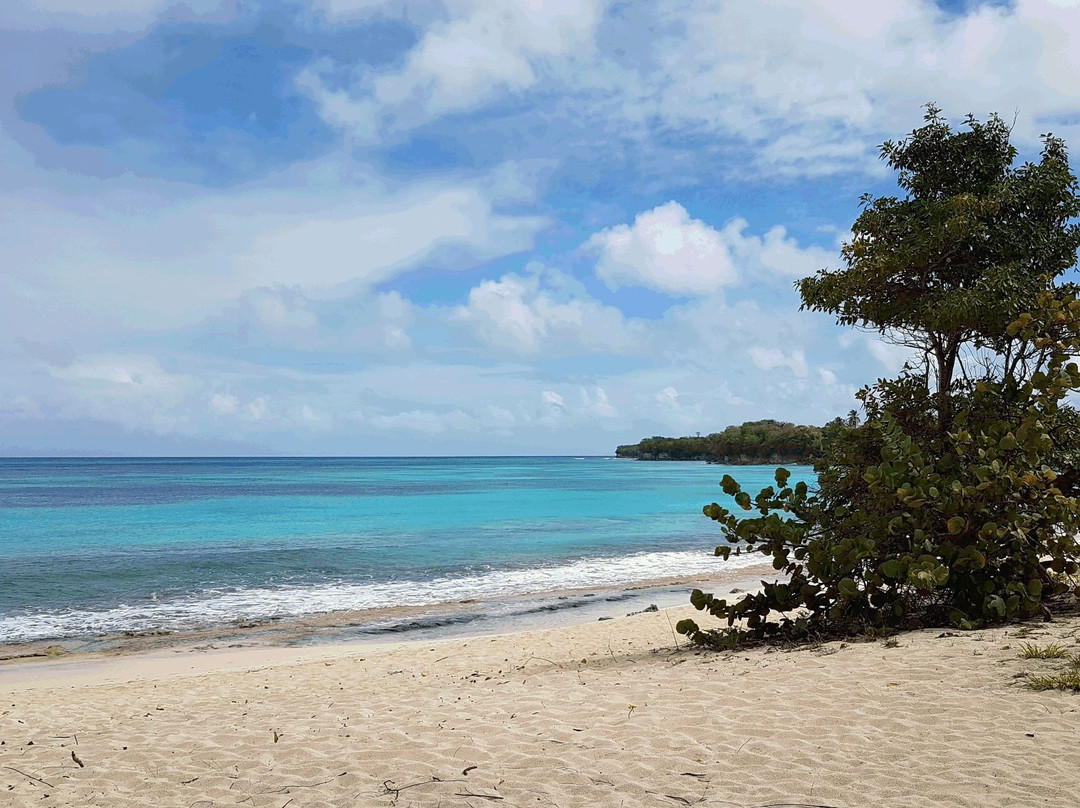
xmin=615 ymin=417 xmax=854 ymax=464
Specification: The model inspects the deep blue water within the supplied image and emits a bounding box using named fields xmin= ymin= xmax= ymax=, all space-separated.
xmin=0 ymin=457 xmax=813 ymax=643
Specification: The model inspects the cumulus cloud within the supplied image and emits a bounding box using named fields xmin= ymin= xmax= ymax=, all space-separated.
xmin=542 ymin=390 xmax=565 ymax=409
xmin=244 ymin=397 xmax=269 ymax=421
xmin=585 ymin=202 xmax=834 ymax=296
xmin=747 ymin=346 xmax=810 ymax=377
xmin=586 ymin=201 xmax=736 ymax=296
xmin=209 ymin=393 xmax=240 ymax=415
xmin=655 ymin=386 xmax=680 ymax=408
xmin=454 ymin=266 xmax=641 ymax=355
xmin=651 ymin=385 xmax=700 ymax=424
xmin=580 ymin=386 xmax=617 ymax=418
xmin=724 ymin=220 xmax=835 ymax=280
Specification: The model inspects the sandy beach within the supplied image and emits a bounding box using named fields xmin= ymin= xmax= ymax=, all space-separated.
xmin=3 ymin=601 xmax=1080 ymax=808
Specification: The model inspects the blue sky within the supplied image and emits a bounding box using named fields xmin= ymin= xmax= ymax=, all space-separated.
xmin=3 ymin=0 xmax=1079 ymax=456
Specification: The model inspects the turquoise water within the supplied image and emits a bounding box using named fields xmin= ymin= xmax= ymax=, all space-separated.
xmin=0 ymin=457 xmax=813 ymax=643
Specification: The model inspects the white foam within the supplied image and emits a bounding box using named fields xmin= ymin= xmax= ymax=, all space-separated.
xmin=0 ymin=550 xmax=759 ymax=643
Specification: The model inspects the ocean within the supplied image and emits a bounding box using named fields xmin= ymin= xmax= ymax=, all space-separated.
xmin=0 ymin=457 xmax=813 ymax=647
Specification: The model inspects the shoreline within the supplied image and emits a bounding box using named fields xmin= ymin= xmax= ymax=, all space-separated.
xmin=0 ymin=562 xmax=778 ymax=686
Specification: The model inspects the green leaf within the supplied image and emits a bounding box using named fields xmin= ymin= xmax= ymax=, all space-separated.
xmin=946 ymin=516 xmax=966 ymax=535
xmin=838 ymin=578 xmax=859 ymax=599
xmin=908 ymin=557 xmax=950 ymax=589
xmin=880 ymin=559 xmax=902 ymax=579
xmin=674 ymin=619 xmax=699 ymax=635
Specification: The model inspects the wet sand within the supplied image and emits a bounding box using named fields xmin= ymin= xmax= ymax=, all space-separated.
xmin=0 ymin=563 xmax=778 ymax=673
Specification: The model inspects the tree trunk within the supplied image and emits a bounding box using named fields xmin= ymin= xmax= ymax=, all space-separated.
xmin=934 ymin=337 xmax=958 ymax=438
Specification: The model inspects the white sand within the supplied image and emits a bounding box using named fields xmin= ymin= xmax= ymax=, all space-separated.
xmin=3 ymin=604 xmax=1080 ymax=807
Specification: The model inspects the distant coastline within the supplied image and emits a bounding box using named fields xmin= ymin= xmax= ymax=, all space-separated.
xmin=616 ymin=417 xmax=850 ymax=464
xmin=616 ymin=451 xmax=812 ymax=465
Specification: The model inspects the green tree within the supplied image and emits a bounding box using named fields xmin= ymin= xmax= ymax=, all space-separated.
xmin=800 ymin=105 xmax=1080 ymax=436
xmin=678 ymin=107 xmax=1080 ymax=645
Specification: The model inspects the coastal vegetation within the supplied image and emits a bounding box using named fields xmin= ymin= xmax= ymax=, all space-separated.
xmin=615 ymin=418 xmax=855 ymax=463
xmin=678 ymin=105 xmax=1080 ymax=645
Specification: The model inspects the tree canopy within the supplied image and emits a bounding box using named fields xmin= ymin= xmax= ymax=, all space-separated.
xmin=677 ymin=106 xmax=1080 ymax=645
xmin=615 ymin=419 xmax=847 ymax=463
xmin=799 ymin=105 xmax=1080 ymax=435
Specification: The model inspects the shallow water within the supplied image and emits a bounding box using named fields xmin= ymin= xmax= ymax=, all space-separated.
xmin=0 ymin=457 xmax=812 ymax=643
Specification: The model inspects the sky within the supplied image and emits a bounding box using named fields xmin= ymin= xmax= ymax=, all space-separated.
xmin=3 ymin=0 xmax=1080 ymax=456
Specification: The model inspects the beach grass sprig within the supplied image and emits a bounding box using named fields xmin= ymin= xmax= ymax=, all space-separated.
xmin=1027 ymin=669 xmax=1080 ymax=691
xmin=1018 ymin=642 xmax=1071 ymax=660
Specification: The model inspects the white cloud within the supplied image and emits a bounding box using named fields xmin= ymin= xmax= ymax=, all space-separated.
xmin=245 ymin=397 xmax=269 ymax=422
xmin=236 ymin=187 xmax=548 ymax=292
xmin=542 ymin=390 xmax=565 ymax=408
xmin=49 ymin=354 xmax=191 ymax=394
xmin=866 ymin=337 xmax=918 ymax=373
xmin=0 ymin=167 xmax=547 ymax=348
xmin=206 ymin=287 xmax=416 ymax=355
xmin=585 ymin=202 xmax=834 ymax=296
xmin=209 ymin=393 xmax=240 ymax=415
xmin=612 ymin=0 xmax=1080 ymax=175
xmin=656 ymin=386 xmax=680 ymax=407
xmin=724 ymin=220 xmax=834 ymax=280
xmin=581 ymin=386 xmax=617 ymax=418
xmin=369 ymin=408 xmax=479 ymax=435
xmin=454 ymin=267 xmax=640 ymax=355
xmin=586 ymin=202 xmax=737 ymax=296
xmin=300 ymin=0 xmax=606 ymax=140
xmin=818 ymin=368 xmax=838 ymax=386
xmin=38 ymin=354 xmax=199 ymax=435
xmin=748 ymin=346 xmax=810 ymax=377
xmin=244 ymin=287 xmax=319 ymax=331
xmin=295 ymin=0 xmax=1080 ymax=180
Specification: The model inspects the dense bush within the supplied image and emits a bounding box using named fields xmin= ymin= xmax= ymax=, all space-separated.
xmin=677 ymin=107 xmax=1080 ymax=645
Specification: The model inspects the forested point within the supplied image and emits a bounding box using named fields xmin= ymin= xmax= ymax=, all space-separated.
xmin=615 ymin=418 xmax=854 ymax=463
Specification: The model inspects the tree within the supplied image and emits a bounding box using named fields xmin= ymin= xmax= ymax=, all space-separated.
xmin=800 ymin=105 xmax=1080 ymax=436
xmin=677 ymin=107 xmax=1080 ymax=645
